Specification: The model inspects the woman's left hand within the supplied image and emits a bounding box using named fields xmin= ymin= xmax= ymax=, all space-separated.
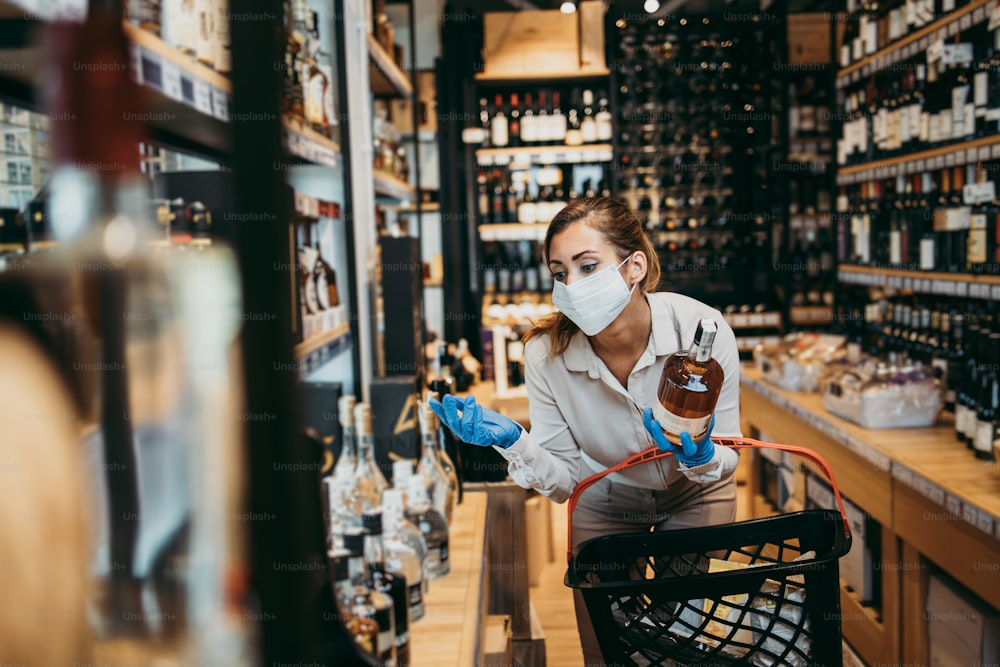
xmin=642 ymin=408 xmax=716 ymax=467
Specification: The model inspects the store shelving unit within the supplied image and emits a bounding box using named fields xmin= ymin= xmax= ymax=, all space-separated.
xmin=475 ymin=143 xmax=614 ymax=166
xmin=837 ymin=264 xmax=1000 ymax=299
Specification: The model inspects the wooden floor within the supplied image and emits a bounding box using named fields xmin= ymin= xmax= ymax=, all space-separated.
xmin=528 ymin=480 xmax=755 ymax=666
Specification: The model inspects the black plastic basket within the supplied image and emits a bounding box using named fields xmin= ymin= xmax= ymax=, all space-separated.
xmin=565 ymin=437 xmax=852 ymax=667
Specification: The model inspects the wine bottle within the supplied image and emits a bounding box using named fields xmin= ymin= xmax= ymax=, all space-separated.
xmin=361 ymin=510 xmax=410 ymax=667
xmin=653 ymin=319 xmax=723 ymax=446
xmin=353 ymin=402 xmax=389 ymax=510
xmin=580 ymin=89 xmax=598 ymax=143
xmin=343 ymin=529 xmax=396 ymax=664
xmin=490 ymin=94 xmax=508 ymax=147
xmin=404 ymin=476 xmax=450 ymax=579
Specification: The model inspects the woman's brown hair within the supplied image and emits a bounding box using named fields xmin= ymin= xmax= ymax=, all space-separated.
xmin=523 ymin=197 xmax=661 ymax=357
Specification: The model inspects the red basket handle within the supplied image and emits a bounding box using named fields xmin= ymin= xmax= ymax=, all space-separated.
xmin=565 ymin=436 xmax=852 ymax=563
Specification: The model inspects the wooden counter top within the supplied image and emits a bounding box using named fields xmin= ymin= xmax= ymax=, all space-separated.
xmin=409 ymin=491 xmax=488 ymax=666
xmin=741 ymin=367 xmax=1000 ymax=539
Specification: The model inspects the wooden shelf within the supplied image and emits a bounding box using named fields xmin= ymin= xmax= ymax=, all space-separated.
xmin=837 ymin=264 xmax=1000 ymax=300
xmin=725 ymin=311 xmax=782 ymax=330
xmin=367 ymin=33 xmax=412 ymax=99
xmin=837 ymin=134 xmax=1000 ymax=184
xmin=478 ymin=223 xmax=547 ymax=242
xmin=475 ymin=143 xmax=614 ymax=166
xmin=282 ymin=117 xmax=341 ymax=168
xmin=292 ymin=323 xmax=351 ymax=377
xmin=123 ymin=22 xmax=231 ymax=93
xmin=475 ymin=68 xmax=610 ymax=84
xmin=373 ymin=170 xmax=416 ymax=202
xmin=837 ymin=0 xmax=989 ymax=81
xmin=789 ymin=305 xmax=834 ymax=326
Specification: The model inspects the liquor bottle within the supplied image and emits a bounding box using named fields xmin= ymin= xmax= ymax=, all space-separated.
xmin=362 ymin=510 xmax=410 ymax=666
xmin=353 ymin=402 xmax=389 ymax=510
xmin=405 ymin=475 xmax=450 ymax=579
xmin=195 ymin=0 xmax=216 ymax=67
xmin=565 ymin=89 xmax=583 ymax=146
xmin=127 ymin=0 xmax=162 ymax=34
xmin=536 ymin=90 xmax=550 ymax=144
xmin=416 ymin=400 xmax=456 ymax=523
xmin=333 ymin=395 xmax=357 ymax=477
xmin=381 ymin=490 xmax=426 ymax=623
xmin=595 ymin=95 xmax=613 ymax=142
xmin=509 ymin=93 xmax=521 ymax=147
xmin=521 ymin=92 xmax=537 ymax=144
xmin=957 ymin=317 xmax=980 ymax=448
xmin=580 ymin=89 xmax=598 ymax=143
xmin=476 ymin=171 xmax=490 ymax=225
xmin=214 ymin=0 xmax=231 ymax=73
xmin=653 ymin=318 xmax=724 ymax=446
xmin=325 ymin=471 xmax=362 ymax=551
xmin=343 ymin=529 xmax=396 ymax=665
xmin=551 ymin=90 xmax=568 ymax=143
xmin=330 ymin=549 xmax=379 ymax=656
xmin=973 ymin=334 xmax=998 ymax=461
xmin=426 ymin=381 xmax=464 ymax=502
xmin=314 ymin=241 xmax=339 ymax=310
xmin=490 ymin=94 xmax=508 ymax=148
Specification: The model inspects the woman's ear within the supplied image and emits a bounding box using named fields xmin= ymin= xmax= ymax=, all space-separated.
xmin=629 ymin=251 xmax=648 ymax=288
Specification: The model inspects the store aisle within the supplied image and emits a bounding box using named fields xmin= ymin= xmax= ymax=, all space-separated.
xmin=529 ymin=478 xmax=754 ymax=665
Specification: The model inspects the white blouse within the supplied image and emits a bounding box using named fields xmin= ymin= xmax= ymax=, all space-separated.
xmin=497 ymin=291 xmax=742 ymax=503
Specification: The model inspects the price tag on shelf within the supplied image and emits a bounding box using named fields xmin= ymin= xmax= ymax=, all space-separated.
xmin=992 ymin=284 xmax=1000 ymax=300
xmin=193 ymin=80 xmax=213 ymax=116
xmin=862 ymin=63 xmax=871 ymax=77
xmin=903 ymin=276 xmax=914 ymax=291
xmin=974 ymin=5 xmax=986 ymax=24
xmin=945 ymin=152 xmax=956 ymax=167
xmin=934 ymin=155 xmax=946 ymax=169
xmin=211 ymin=87 xmax=228 ymax=121
xmin=965 ymin=147 xmax=977 ymax=163
xmin=161 ymin=61 xmax=183 ymax=101
xmin=976 ymin=508 xmax=994 ymax=535
xmin=947 ymin=19 xmax=960 ymax=37
xmin=980 ymin=146 xmax=992 ymax=161
xmin=945 ymin=494 xmax=962 ymax=518
xmin=960 ymin=12 xmax=973 ymax=30
xmin=916 ymin=159 xmax=926 ymax=171
xmin=956 ymin=281 xmax=968 ymax=297
xmin=970 ymin=282 xmax=983 ymax=298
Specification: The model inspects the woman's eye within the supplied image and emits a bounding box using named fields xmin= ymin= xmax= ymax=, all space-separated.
xmin=552 ymin=271 xmax=566 ymax=282
xmin=581 ymin=263 xmax=599 ymax=274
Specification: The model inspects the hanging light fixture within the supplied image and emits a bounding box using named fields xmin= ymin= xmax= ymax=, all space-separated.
xmin=560 ymin=0 xmax=577 ymax=13
xmin=644 ymin=0 xmax=661 ymax=12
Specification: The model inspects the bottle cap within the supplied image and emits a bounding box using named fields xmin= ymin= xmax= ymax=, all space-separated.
xmin=342 ymin=527 xmax=366 ymax=554
xmin=695 ymin=318 xmax=718 ymax=346
xmin=353 ymin=402 xmax=372 ymax=434
xmin=338 ymin=395 xmax=356 ymax=426
xmin=417 ymin=399 xmax=438 ymax=434
xmin=361 ymin=509 xmax=383 ymax=535
xmin=393 ymin=460 xmax=413 ymax=487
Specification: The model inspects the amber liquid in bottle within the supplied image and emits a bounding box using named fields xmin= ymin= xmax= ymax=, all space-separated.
xmin=654 ymin=318 xmax=724 ymax=446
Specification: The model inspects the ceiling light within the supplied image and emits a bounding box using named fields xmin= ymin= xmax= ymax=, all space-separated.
xmin=644 ymin=0 xmax=660 ymax=12
xmin=560 ymin=0 xmax=576 ymax=13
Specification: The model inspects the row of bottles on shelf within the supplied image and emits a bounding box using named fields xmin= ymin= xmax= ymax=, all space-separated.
xmin=839 ymin=0 xmax=977 ymax=68
xmin=837 ymin=164 xmax=1000 ymax=272
xmin=839 ymin=291 xmax=1000 ymax=460
xmin=476 ymin=168 xmax=610 ymax=225
xmin=373 ymin=100 xmax=411 ymax=182
xmin=126 ymin=0 xmax=232 ymax=73
xmin=281 ymin=0 xmax=338 ymax=139
xmin=325 ymin=395 xmax=458 ymax=666
xmin=838 ymin=23 xmax=1000 ymax=165
xmin=474 ymin=88 xmax=613 ymax=149
xmin=293 ymin=198 xmax=345 ymax=341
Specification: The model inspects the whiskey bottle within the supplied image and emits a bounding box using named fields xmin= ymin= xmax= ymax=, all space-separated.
xmin=381 ymin=489 xmax=426 ymax=623
xmin=362 ymin=510 xmax=410 ymax=667
xmin=416 ymin=400 xmax=455 ymax=523
xmin=343 ymin=529 xmax=396 ymax=665
xmin=330 ymin=548 xmax=379 ymax=656
xmin=653 ymin=318 xmax=724 ymax=446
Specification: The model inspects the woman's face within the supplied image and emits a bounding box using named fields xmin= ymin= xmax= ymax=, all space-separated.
xmin=547 ymin=221 xmax=641 ymax=287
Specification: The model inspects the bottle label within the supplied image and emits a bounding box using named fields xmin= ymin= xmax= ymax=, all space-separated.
xmin=521 ymin=115 xmax=537 ymax=143
xmin=920 ymin=236 xmax=936 ymax=270
xmin=651 ymin=403 xmax=712 ymax=441
xmin=596 ymin=112 xmax=612 ymax=141
xmin=408 ymin=584 xmax=424 ymax=616
xmin=956 ymin=404 xmax=968 ymax=435
xmin=581 ymin=118 xmax=598 ymax=143
xmin=491 ymin=117 xmax=508 ymax=147
xmin=425 ymin=546 xmax=442 ymax=572
xmin=440 ymin=539 xmax=449 ymax=563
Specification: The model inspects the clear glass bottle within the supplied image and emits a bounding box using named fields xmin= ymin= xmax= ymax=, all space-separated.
xmin=353 ymin=402 xmax=389 ymax=510
xmin=333 ymin=395 xmax=357 ymax=478
xmin=325 ymin=469 xmax=362 ymax=552
xmin=417 ymin=400 xmax=455 ymax=523
xmin=405 ymin=475 xmax=450 ymax=579
xmin=331 ymin=548 xmax=379 ymax=656
xmin=343 ymin=528 xmax=396 ymax=665
xmin=382 ymin=489 xmax=426 ymax=622
xmin=362 ymin=511 xmax=410 ymax=667
xmin=654 ymin=318 xmax=724 ymax=446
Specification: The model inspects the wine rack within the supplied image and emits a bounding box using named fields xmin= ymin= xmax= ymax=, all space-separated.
xmin=609 ymin=11 xmax=782 ymax=310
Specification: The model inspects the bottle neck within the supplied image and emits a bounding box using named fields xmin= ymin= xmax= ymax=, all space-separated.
xmin=341 ymin=425 xmax=357 ymax=458
xmin=357 ymin=430 xmax=376 ymax=462
xmin=364 ymin=533 xmax=386 ymax=572
xmin=688 ymin=338 xmax=714 ymax=363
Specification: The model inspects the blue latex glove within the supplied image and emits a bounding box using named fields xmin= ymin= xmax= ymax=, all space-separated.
xmin=428 ymin=394 xmax=523 ymax=449
xmin=642 ymin=408 xmax=716 ymax=467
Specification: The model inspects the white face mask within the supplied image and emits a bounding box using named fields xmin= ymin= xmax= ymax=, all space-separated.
xmin=551 ymin=254 xmax=637 ymax=336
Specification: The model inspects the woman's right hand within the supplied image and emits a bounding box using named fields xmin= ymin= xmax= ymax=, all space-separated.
xmin=428 ymin=394 xmax=523 ymax=449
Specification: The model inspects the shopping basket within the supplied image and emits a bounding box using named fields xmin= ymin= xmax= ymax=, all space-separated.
xmin=565 ymin=437 xmax=852 ymax=667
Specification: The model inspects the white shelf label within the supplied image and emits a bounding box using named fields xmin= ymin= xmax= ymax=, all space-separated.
xmin=956 ymin=281 xmax=968 ymax=297
xmin=946 ymin=494 xmax=962 ymax=518
xmin=992 ymin=285 xmax=1000 ymax=300
xmin=992 ymin=142 xmax=1000 ymax=158
xmin=980 ymin=146 xmax=992 ymax=161
xmin=211 ymin=87 xmax=228 ymax=121
xmin=960 ymin=13 xmax=973 ymax=30
xmin=945 ymin=152 xmax=956 ymax=167
xmin=129 ymin=43 xmax=143 ymax=85
xmin=193 ymin=80 xmax=213 ymax=116
xmin=161 ymin=61 xmax=183 ymax=101
xmin=966 ymin=147 xmax=978 ymax=163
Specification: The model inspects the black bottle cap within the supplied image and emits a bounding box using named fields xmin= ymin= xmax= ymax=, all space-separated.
xmin=343 ymin=527 xmax=367 ymax=554
xmin=361 ymin=509 xmax=383 ymax=535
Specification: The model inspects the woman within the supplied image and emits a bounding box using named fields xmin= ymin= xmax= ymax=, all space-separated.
xmin=430 ymin=197 xmax=741 ymax=665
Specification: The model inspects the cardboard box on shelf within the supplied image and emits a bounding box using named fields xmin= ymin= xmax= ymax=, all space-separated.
xmin=483 ymin=10 xmax=579 ymax=77
xmin=926 ymin=573 xmax=1000 ymax=667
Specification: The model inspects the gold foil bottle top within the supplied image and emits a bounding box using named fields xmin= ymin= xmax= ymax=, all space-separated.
xmin=338 ymin=395 xmax=356 ymax=426
xmin=353 ymin=402 xmax=372 ymax=435
xmin=418 ymin=398 xmax=438 ymax=435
